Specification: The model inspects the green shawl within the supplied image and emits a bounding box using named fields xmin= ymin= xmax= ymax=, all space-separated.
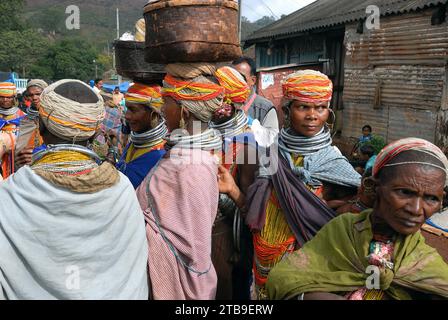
xmin=266 ymin=210 xmax=448 ymax=300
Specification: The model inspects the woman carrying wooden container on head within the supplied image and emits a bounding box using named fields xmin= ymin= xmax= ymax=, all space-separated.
xmin=136 ymin=63 xmax=227 ymax=300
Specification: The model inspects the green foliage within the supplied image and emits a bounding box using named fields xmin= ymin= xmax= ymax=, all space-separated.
xmin=241 ymin=15 xmax=277 ymax=41
xmin=27 ymin=6 xmax=66 ymax=34
xmin=362 ymin=135 xmax=386 ymax=155
xmin=0 ymin=0 xmax=25 ymax=31
xmin=33 ymin=38 xmax=102 ymax=81
xmin=0 ymin=29 xmax=49 ymax=76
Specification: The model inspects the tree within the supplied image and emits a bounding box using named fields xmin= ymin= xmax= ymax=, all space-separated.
xmin=34 ymin=38 xmax=102 ymax=81
xmin=241 ymin=15 xmax=277 ymax=40
xmin=0 ymin=29 xmax=49 ymax=76
xmin=0 ymin=0 xmax=25 ymax=31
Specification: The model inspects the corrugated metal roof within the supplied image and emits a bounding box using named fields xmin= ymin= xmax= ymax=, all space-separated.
xmin=245 ymin=0 xmax=447 ymax=42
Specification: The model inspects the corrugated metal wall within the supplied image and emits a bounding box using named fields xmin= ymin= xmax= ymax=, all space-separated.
xmin=342 ymin=7 xmax=448 ymax=145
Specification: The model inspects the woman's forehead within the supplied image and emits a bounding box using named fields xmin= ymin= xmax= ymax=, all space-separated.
xmin=291 ymin=100 xmax=329 ymax=107
xmin=382 ymin=164 xmax=446 ymax=188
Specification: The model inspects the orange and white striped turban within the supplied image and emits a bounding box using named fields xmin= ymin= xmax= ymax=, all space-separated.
xmin=215 ymin=66 xmax=250 ymax=105
xmin=125 ymin=83 xmax=164 ymax=113
xmin=39 ymin=79 xmax=105 ymax=141
xmin=162 ymin=64 xmax=225 ymax=122
xmin=282 ymin=70 xmax=333 ymax=104
xmin=163 ymin=74 xmax=224 ymax=102
xmin=0 ymin=82 xmax=17 ymax=98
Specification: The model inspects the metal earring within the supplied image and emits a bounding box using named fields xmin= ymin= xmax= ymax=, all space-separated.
xmin=179 ymin=105 xmax=186 ymax=130
xmin=150 ymin=111 xmax=159 ymax=129
xmin=326 ymin=108 xmax=336 ymax=127
xmin=362 ymin=177 xmax=376 ymax=196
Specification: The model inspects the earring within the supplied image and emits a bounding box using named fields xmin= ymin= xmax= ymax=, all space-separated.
xmin=326 ymin=108 xmax=336 ymax=127
xmin=362 ymin=177 xmax=376 ymax=196
xmin=150 ymin=111 xmax=159 ymax=129
xmin=179 ymin=105 xmax=186 ymax=130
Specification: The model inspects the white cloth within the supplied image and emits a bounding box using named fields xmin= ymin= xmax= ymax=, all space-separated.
xmin=0 ymin=167 xmax=148 ymax=300
xmin=250 ymin=109 xmax=280 ymax=148
xmin=92 ymin=86 xmax=101 ymax=94
xmin=251 ymin=119 xmax=278 ymax=148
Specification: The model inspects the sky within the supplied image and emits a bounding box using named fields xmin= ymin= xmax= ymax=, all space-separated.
xmin=241 ymin=0 xmax=317 ymax=22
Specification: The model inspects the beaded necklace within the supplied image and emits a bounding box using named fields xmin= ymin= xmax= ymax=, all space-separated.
xmin=0 ymin=106 xmax=19 ymax=116
xmin=209 ymin=109 xmax=249 ymax=139
xmin=279 ymin=126 xmax=332 ymax=156
xmin=130 ymin=120 xmax=168 ymax=149
xmin=166 ymin=128 xmax=223 ymax=152
xmin=32 ymin=144 xmax=100 ymax=175
xmin=26 ymin=106 xmax=39 ymax=120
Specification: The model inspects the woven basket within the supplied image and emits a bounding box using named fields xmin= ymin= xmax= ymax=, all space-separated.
xmin=144 ymin=0 xmax=242 ymax=63
xmin=114 ymin=40 xmax=165 ymax=83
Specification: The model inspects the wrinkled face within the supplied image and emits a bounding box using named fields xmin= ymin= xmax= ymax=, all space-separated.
xmin=161 ymin=96 xmax=182 ymax=132
xmin=289 ymin=100 xmax=330 ymax=137
xmin=125 ymin=102 xmax=153 ymax=133
xmin=0 ymin=96 xmax=15 ymax=109
xmin=28 ymin=86 xmax=43 ymax=107
xmin=233 ymin=62 xmax=256 ymax=89
xmin=363 ymin=128 xmax=371 ymax=137
xmin=375 ymin=164 xmax=445 ymax=235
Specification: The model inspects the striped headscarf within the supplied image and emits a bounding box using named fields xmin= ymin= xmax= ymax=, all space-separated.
xmin=0 ymin=82 xmax=17 ymax=97
xmin=162 ymin=63 xmax=225 ymax=122
xmin=282 ymin=70 xmax=333 ymax=104
xmin=39 ymin=79 xmax=105 ymax=141
xmin=125 ymin=83 xmax=164 ymax=113
xmin=373 ymin=137 xmax=448 ymax=186
xmin=215 ymin=66 xmax=250 ymax=105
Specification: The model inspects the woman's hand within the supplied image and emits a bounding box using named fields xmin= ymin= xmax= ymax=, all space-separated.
xmin=218 ymin=165 xmax=237 ymax=195
xmin=218 ymin=165 xmax=246 ymax=209
xmin=16 ymin=148 xmax=33 ymax=166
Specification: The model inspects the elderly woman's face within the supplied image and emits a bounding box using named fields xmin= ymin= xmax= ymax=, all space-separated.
xmin=289 ymin=100 xmax=330 ymax=137
xmin=375 ymin=164 xmax=445 ymax=235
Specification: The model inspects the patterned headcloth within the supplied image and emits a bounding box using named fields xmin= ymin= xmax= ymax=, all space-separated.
xmin=373 ymin=137 xmax=448 ymax=186
xmin=282 ymin=70 xmax=333 ymax=104
xmin=39 ymin=79 xmax=105 ymax=141
xmin=215 ymin=66 xmax=250 ymax=105
xmin=125 ymin=83 xmax=164 ymax=113
xmin=27 ymin=79 xmax=49 ymax=90
xmin=162 ymin=63 xmax=225 ymax=122
xmin=0 ymin=82 xmax=17 ymax=97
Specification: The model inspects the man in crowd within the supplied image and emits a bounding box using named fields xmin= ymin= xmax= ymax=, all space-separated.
xmin=232 ymin=56 xmax=279 ymax=146
xmin=112 ymin=86 xmax=124 ymax=107
xmin=0 ymin=79 xmax=148 ymax=299
xmin=93 ymin=78 xmax=103 ymax=94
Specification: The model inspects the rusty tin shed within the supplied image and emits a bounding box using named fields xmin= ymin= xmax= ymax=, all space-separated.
xmin=245 ymin=0 xmax=448 ymax=150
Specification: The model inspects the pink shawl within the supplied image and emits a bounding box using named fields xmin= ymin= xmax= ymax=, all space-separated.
xmin=136 ymin=147 xmax=219 ymax=300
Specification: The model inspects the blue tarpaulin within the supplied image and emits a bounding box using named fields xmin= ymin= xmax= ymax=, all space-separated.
xmin=101 ymin=82 xmax=132 ymax=93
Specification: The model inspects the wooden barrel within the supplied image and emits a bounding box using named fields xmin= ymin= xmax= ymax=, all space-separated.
xmin=144 ymin=0 xmax=242 ymax=63
xmin=114 ymin=40 xmax=165 ymax=83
